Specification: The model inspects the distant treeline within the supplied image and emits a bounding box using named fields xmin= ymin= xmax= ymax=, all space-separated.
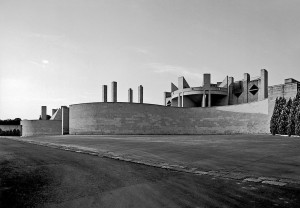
xmin=0 ymin=129 xmax=21 ymax=136
xmin=270 ymin=91 xmax=300 ymax=136
xmin=0 ymin=118 xmax=21 ymax=125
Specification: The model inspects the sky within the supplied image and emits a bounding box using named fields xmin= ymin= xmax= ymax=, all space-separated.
xmin=1 ymin=0 xmax=300 ymax=119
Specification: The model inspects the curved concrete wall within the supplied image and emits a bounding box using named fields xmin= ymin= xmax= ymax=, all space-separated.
xmin=70 ymin=100 xmax=269 ymax=135
xmin=21 ymin=120 xmax=62 ymax=137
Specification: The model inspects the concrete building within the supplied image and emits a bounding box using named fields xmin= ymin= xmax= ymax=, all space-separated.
xmin=21 ymin=72 xmax=300 ymax=136
xmin=164 ymin=69 xmax=269 ymax=107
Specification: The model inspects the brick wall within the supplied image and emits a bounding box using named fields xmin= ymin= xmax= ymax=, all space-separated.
xmin=21 ymin=120 xmax=62 ymax=137
xmin=69 ymin=101 xmax=269 ymax=135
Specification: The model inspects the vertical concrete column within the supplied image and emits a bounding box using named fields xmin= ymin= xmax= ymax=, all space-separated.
xmin=182 ymin=92 xmax=184 ymax=107
xmin=52 ymin=109 xmax=57 ymax=116
xmin=61 ymin=106 xmax=69 ymax=135
xmin=202 ymin=91 xmax=206 ymax=107
xmin=128 ymin=88 xmax=133 ymax=103
xmin=111 ymin=81 xmax=117 ymax=102
xmin=208 ymin=91 xmax=211 ymax=107
xmin=138 ymin=85 xmax=143 ymax=103
xmin=178 ymin=94 xmax=181 ymax=107
xmin=228 ymin=77 xmax=234 ymax=105
xmin=243 ymin=73 xmax=250 ymax=103
xmin=102 ymin=85 xmax=107 ymax=102
xmin=259 ymin=69 xmax=268 ymax=100
xmin=41 ymin=106 xmax=47 ymax=120
xmin=203 ymin=74 xmax=211 ymax=87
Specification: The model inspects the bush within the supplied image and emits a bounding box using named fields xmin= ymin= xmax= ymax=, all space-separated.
xmin=0 ymin=128 xmax=21 ymax=136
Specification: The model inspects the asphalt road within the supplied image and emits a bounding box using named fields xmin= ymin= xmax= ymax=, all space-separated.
xmin=0 ymin=137 xmax=299 ymax=208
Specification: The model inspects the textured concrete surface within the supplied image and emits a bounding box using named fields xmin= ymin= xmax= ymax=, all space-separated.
xmin=1 ymin=137 xmax=299 ymax=208
xmin=268 ymin=82 xmax=299 ymax=101
xmin=62 ymin=106 xmax=69 ymax=135
xmin=69 ymin=101 xmax=269 ymax=135
xmin=13 ymin=134 xmax=300 ymax=186
xmin=21 ymin=120 xmax=61 ymax=136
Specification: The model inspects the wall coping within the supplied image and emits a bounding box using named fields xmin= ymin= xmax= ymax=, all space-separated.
xmin=69 ymin=99 xmax=268 ymax=110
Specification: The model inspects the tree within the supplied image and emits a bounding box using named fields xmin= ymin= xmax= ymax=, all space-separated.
xmin=295 ymin=105 xmax=300 ymax=136
xmin=278 ymin=97 xmax=289 ymax=135
xmin=270 ymin=97 xmax=286 ymax=135
xmin=270 ymin=98 xmax=280 ymax=135
xmin=0 ymin=118 xmax=22 ymax=125
xmin=287 ymin=97 xmax=298 ymax=136
xmin=16 ymin=129 xmax=21 ymax=136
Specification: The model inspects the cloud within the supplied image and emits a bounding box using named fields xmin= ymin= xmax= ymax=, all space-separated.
xmin=42 ymin=60 xmax=49 ymax=64
xmin=28 ymin=59 xmax=49 ymax=69
xmin=147 ymin=62 xmax=203 ymax=79
xmin=27 ymin=33 xmax=65 ymax=41
xmin=134 ymin=48 xmax=149 ymax=54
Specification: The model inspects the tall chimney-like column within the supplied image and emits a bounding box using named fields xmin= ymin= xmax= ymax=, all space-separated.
xmin=111 ymin=81 xmax=117 ymax=102
xmin=41 ymin=106 xmax=47 ymax=120
xmin=203 ymin=74 xmax=211 ymax=88
xmin=138 ymin=85 xmax=143 ymax=103
xmin=128 ymin=88 xmax=133 ymax=103
xmin=243 ymin=73 xmax=250 ymax=103
xmin=102 ymin=85 xmax=107 ymax=102
xmin=61 ymin=106 xmax=69 ymax=135
xmin=259 ymin=69 xmax=268 ymax=100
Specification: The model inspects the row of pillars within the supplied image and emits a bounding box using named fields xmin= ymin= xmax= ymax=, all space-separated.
xmin=177 ymin=91 xmax=211 ymax=108
xmin=102 ymin=81 xmax=143 ymax=103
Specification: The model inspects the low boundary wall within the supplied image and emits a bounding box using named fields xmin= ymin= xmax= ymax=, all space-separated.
xmin=21 ymin=120 xmax=62 ymax=137
xmin=70 ymin=100 xmax=269 ymax=135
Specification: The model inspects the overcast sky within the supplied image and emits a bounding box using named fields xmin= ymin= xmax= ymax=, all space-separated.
xmin=1 ymin=0 xmax=300 ymax=119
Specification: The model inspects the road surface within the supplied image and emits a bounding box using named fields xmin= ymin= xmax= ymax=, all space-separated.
xmin=0 ymin=137 xmax=299 ymax=208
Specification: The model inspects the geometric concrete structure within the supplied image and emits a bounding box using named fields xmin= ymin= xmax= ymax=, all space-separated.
xmin=268 ymin=78 xmax=300 ymax=101
xmin=62 ymin=106 xmax=69 ymax=135
xmin=52 ymin=109 xmax=57 ymax=116
xmin=111 ymin=81 xmax=117 ymax=102
xmin=41 ymin=106 xmax=47 ymax=120
xmin=138 ymin=85 xmax=143 ymax=104
xmin=102 ymin=85 xmax=107 ymax=102
xmin=164 ymin=69 xmax=270 ymax=107
xmin=21 ymin=75 xmax=300 ymax=136
xmin=128 ymin=88 xmax=133 ymax=103
xmin=50 ymin=108 xmax=62 ymax=120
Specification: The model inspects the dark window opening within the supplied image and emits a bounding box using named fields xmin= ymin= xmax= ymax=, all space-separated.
xmin=234 ymin=92 xmax=242 ymax=97
xmin=249 ymin=84 xmax=259 ymax=95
